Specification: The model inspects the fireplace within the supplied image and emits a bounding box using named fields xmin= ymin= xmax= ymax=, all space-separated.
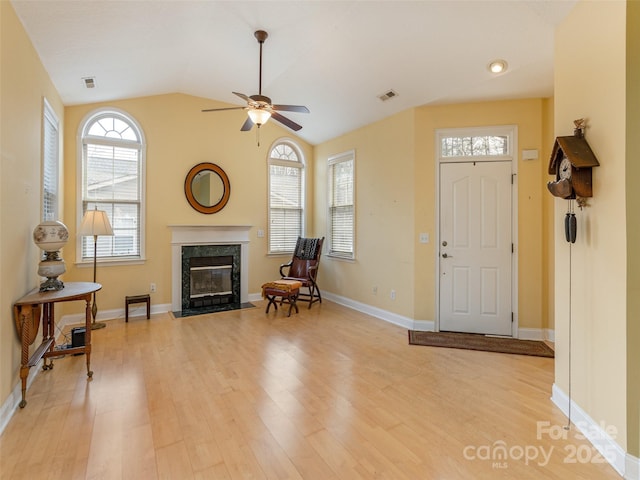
xmin=169 ymin=225 xmax=251 ymax=314
xmin=181 ymin=245 xmax=240 ymax=310
xmin=189 ymin=256 xmax=233 ymax=306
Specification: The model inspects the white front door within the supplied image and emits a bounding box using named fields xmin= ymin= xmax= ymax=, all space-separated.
xmin=439 ymin=161 xmax=513 ymax=335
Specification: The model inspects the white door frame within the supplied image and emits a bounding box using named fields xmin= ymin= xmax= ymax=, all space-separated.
xmin=434 ymin=125 xmax=519 ymax=337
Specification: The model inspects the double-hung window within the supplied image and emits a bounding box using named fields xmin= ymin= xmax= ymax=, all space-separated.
xmin=78 ymin=109 xmax=145 ymax=263
xmin=42 ymin=98 xmax=60 ymax=221
xmin=268 ymin=141 xmax=305 ymax=253
xmin=327 ymin=150 xmax=355 ymax=259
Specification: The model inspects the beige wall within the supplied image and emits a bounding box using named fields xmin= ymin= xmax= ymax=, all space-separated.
xmin=315 ymin=99 xmax=550 ymax=328
xmin=62 ymin=94 xmax=314 ymax=315
xmin=5 ymin=0 xmax=636 ymax=459
xmin=626 ymin=0 xmax=640 ymax=458
xmin=542 ymin=98 xmax=555 ymax=333
xmin=315 ymin=110 xmax=417 ymax=318
xmin=0 ymin=2 xmax=65 ymax=404
xmin=554 ymin=0 xmax=628 ymax=450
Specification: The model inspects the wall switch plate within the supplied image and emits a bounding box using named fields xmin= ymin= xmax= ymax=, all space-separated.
xmin=150 ymin=283 xmax=156 ymax=293
xmin=257 ymin=229 xmax=265 ymax=238
xmin=419 ymin=232 xmax=429 ymax=244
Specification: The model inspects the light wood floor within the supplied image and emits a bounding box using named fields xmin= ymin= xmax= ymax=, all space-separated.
xmin=0 ymin=300 xmax=621 ymax=479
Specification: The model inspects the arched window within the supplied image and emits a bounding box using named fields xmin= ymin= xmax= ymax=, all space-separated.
xmin=77 ymin=109 xmax=145 ymax=263
xmin=268 ymin=140 xmax=305 ymax=253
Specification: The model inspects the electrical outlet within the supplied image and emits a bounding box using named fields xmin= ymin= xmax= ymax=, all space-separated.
xmin=150 ymin=283 xmax=156 ymax=293
xmin=390 ymin=289 xmax=396 ymax=300
xmin=373 ymin=286 xmax=378 ymax=295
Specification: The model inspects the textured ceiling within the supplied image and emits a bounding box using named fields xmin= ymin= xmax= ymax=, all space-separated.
xmin=11 ymin=0 xmax=577 ymax=145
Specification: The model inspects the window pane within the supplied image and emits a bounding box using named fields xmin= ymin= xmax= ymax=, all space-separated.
xmin=328 ymin=153 xmax=354 ymax=258
xmin=269 ymin=208 xmax=302 ymax=252
xmin=441 ymin=135 xmax=508 ymax=157
xmin=268 ymin=142 xmax=304 ymax=253
xmin=270 ymin=143 xmax=299 ymax=162
xmin=82 ymin=202 xmax=140 ymax=258
xmin=43 ymin=101 xmax=59 ymax=221
xmin=81 ymin=111 xmax=143 ymax=261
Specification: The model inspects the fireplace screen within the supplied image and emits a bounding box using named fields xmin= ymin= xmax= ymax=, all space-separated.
xmin=188 ymin=255 xmax=234 ymax=308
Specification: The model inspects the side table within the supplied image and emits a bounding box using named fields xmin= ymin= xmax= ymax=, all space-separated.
xmin=13 ymin=282 xmax=101 ymax=408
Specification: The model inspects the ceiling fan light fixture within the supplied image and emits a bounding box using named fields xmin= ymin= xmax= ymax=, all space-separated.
xmin=248 ymin=108 xmax=271 ymax=126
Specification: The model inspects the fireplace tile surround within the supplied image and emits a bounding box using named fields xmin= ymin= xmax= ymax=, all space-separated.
xmin=170 ymin=225 xmax=251 ymax=314
xmin=182 ymin=244 xmax=240 ymax=310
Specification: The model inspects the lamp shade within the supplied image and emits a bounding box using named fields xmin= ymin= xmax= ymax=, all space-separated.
xmin=79 ymin=209 xmax=114 ymax=237
xmin=247 ymin=108 xmax=271 ymax=126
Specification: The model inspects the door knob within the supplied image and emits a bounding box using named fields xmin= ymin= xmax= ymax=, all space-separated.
xmin=442 ymin=253 xmax=453 ymax=258
xmin=442 ymin=241 xmax=448 ymax=246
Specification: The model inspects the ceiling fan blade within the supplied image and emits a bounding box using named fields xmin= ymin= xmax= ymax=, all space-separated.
xmin=272 ymin=105 xmax=310 ymax=113
xmin=240 ymin=116 xmax=254 ymax=131
xmin=233 ymin=92 xmax=251 ymax=102
xmin=271 ymin=111 xmax=303 ymax=131
xmin=201 ymin=106 xmax=245 ymax=112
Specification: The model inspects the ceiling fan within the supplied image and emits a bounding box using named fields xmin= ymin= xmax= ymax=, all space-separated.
xmin=202 ymin=30 xmax=309 ymax=132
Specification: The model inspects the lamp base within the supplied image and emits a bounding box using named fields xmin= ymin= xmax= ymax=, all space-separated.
xmin=91 ymin=321 xmax=107 ymax=330
xmin=39 ymin=277 xmax=65 ymax=292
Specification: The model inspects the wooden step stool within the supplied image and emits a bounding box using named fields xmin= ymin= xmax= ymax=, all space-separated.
xmin=125 ymin=294 xmax=150 ymax=322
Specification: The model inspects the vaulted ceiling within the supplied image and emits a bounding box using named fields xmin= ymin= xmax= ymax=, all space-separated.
xmin=11 ymin=1 xmax=576 ymax=145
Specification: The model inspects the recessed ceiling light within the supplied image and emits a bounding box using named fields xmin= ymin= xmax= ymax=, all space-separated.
xmin=488 ymin=60 xmax=508 ymax=74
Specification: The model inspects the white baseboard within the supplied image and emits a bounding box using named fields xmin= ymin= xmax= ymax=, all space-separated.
xmin=551 ymin=383 xmax=629 ymax=478
xmin=518 ymin=327 xmax=555 ymax=342
xmin=627 ymin=454 xmax=640 ymax=480
xmin=322 ymin=291 xmax=433 ymax=331
xmin=0 ymin=363 xmax=41 ymax=435
xmin=57 ymin=302 xmax=172 ymax=329
xmin=248 ymin=292 xmax=263 ymax=303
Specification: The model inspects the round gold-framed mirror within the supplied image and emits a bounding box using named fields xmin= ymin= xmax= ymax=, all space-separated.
xmin=184 ymin=163 xmax=231 ymax=214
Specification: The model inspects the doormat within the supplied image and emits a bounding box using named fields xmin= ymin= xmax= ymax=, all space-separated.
xmin=408 ymin=331 xmax=554 ymax=358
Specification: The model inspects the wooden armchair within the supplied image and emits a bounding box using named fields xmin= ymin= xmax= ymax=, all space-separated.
xmin=279 ymin=237 xmax=324 ymax=308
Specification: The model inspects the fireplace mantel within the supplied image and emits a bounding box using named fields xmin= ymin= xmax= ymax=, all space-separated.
xmin=169 ymin=225 xmax=251 ymax=311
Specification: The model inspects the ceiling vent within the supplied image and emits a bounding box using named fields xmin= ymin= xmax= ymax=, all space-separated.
xmin=378 ymin=89 xmax=398 ymax=102
xmin=82 ymin=77 xmax=96 ymax=89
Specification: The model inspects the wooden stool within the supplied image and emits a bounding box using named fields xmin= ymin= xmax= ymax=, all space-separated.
xmin=125 ymin=294 xmax=150 ymax=322
xmin=261 ymin=280 xmax=302 ymax=317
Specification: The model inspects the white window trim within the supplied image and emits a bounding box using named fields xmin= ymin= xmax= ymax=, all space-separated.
xmin=42 ymin=97 xmax=60 ymax=221
xmin=327 ymin=149 xmax=356 ymax=261
xmin=267 ymin=138 xmax=305 ymax=255
xmin=75 ymin=107 xmax=147 ymax=265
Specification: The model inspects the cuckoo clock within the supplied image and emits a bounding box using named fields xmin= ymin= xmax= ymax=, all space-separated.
xmin=547 ymin=119 xmax=600 ymax=200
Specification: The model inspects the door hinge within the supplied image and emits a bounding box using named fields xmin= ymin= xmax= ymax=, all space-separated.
xmin=511 ymin=173 xmax=516 ymax=184
xmin=511 ymin=312 xmax=514 ymax=323
xmin=512 ymin=243 xmax=514 ymax=253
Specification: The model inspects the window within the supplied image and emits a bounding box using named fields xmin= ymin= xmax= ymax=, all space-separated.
xmin=437 ymin=126 xmax=515 ymax=161
xmin=42 ymin=98 xmax=59 ymax=221
xmin=77 ymin=109 xmax=145 ymax=262
xmin=268 ymin=140 xmax=305 ymax=253
xmin=327 ymin=150 xmax=355 ymax=259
